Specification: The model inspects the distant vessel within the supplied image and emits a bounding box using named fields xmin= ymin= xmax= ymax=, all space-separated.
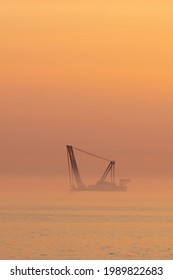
xmin=66 ymin=145 xmax=130 ymax=191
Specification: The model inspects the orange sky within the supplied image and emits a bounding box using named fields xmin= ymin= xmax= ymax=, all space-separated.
xmin=0 ymin=1 xmax=173 ymax=180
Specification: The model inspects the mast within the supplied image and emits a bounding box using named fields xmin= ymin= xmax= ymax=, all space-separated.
xmin=99 ymin=160 xmax=115 ymax=184
xmin=66 ymin=145 xmax=85 ymax=189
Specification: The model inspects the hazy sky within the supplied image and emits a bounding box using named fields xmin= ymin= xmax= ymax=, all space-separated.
xmin=0 ymin=1 xmax=173 ymax=180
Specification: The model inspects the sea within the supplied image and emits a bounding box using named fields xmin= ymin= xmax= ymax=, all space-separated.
xmin=0 ymin=177 xmax=173 ymax=260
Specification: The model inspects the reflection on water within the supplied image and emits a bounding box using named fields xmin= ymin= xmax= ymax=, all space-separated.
xmin=0 ymin=179 xmax=173 ymax=259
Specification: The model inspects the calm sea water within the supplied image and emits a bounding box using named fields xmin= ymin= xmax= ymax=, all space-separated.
xmin=0 ymin=179 xmax=173 ymax=259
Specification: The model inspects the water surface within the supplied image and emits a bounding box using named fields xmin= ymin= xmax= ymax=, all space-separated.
xmin=0 ymin=180 xmax=173 ymax=259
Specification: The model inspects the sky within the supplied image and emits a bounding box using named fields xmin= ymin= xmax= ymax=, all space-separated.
xmin=0 ymin=1 xmax=173 ymax=182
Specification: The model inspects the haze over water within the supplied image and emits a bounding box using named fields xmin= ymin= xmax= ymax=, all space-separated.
xmin=0 ymin=177 xmax=173 ymax=260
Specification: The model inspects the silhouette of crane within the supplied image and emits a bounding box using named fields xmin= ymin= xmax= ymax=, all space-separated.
xmin=66 ymin=145 xmax=129 ymax=191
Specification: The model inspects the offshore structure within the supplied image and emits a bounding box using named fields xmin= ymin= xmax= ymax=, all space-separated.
xmin=66 ymin=145 xmax=129 ymax=191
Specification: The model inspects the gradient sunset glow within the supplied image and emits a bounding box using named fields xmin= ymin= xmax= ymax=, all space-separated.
xmin=1 ymin=1 xmax=173 ymax=261
xmin=0 ymin=1 xmax=173 ymax=184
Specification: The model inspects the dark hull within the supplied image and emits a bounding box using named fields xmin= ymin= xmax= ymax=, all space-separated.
xmin=70 ymin=181 xmax=127 ymax=192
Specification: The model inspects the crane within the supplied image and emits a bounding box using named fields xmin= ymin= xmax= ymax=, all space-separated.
xmin=66 ymin=145 xmax=129 ymax=191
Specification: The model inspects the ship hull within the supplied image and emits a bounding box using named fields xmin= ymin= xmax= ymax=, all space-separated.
xmin=70 ymin=181 xmax=127 ymax=192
